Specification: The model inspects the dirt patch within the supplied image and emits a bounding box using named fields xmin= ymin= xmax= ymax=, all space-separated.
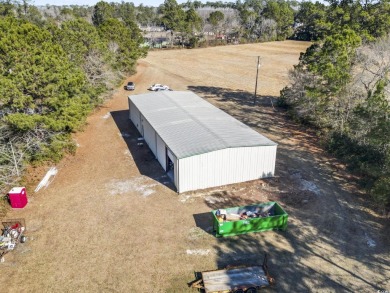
xmin=1 ymin=41 xmax=389 ymax=292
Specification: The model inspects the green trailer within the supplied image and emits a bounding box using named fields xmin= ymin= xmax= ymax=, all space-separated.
xmin=212 ymin=202 xmax=288 ymax=237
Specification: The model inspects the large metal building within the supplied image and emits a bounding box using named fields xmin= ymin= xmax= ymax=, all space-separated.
xmin=128 ymin=91 xmax=277 ymax=193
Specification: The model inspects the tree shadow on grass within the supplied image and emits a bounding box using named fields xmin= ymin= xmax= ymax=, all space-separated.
xmin=189 ymin=85 xmax=389 ymax=231
xmin=199 ymin=153 xmax=388 ymax=290
xmin=203 ymin=199 xmax=385 ymax=292
xmin=188 ymin=85 xmax=280 ymax=133
xmin=110 ymin=109 xmax=176 ymax=192
xmin=188 ymin=85 xmax=277 ymax=109
xmin=185 ymin=85 xmax=389 ymax=292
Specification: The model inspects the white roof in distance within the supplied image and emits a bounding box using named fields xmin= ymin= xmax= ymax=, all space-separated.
xmin=129 ymin=91 xmax=277 ymax=159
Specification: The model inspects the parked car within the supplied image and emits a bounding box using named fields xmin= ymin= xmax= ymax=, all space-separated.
xmin=124 ymin=81 xmax=135 ymax=91
xmin=148 ymin=84 xmax=170 ymax=91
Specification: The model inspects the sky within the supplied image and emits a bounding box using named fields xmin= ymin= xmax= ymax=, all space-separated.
xmin=32 ymin=0 xmax=205 ymax=7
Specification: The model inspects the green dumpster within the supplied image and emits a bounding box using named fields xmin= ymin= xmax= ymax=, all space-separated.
xmin=212 ymin=202 xmax=288 ymax=237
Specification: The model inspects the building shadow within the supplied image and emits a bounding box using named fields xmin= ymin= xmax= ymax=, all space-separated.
xmin=192 ymin=212 xmax=214 ymax=235
xmin=110 ymin=109 xmax=176 ymax=192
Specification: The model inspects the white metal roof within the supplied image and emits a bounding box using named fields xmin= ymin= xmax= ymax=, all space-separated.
xmin=129 ymin=91 xmax=277 ymax=159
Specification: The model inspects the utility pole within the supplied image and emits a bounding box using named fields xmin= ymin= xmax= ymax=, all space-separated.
xmin=253 ymin=56 xmax=261 ymax=105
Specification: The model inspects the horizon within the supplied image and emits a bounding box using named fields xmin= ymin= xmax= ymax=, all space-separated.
xmin=31 ymin=0 xmax=207 ymax=7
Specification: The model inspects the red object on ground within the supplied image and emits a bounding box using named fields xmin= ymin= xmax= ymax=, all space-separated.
xmin=8 ymin=187 xmax=28 ymax=208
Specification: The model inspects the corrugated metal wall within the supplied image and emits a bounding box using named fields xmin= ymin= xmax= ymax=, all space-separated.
xmin=177 ymin=146 xmax=277 ymax=193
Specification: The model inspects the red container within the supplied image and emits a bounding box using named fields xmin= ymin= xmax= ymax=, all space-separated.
xmin=8 ymin=187 xmax=28 ymax=209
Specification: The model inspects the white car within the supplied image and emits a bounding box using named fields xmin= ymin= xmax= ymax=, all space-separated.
xmin=149 ymin=84 xmax=170 ymax=91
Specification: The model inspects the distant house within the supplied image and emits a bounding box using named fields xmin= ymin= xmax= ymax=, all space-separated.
xmin=142 ymin=37 xmax=169 ymax=48
xmin=139 ymin=25 xmax=165 ymax=32
xmin=142 ymin=28 xmax=171 ymax=48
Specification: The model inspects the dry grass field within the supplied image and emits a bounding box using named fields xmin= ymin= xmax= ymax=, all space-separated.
xmin=1 ymin=41 xmax=389 ymax=292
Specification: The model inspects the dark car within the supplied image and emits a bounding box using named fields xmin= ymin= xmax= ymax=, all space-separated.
xmin=124 ymin=81 xmax=135 ymax=91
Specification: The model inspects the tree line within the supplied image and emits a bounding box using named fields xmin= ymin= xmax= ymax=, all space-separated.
xmin=0 ymin=0 xmax=147 ymax=198
xmin=280 ymin=1 xmax=390 ymax=209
